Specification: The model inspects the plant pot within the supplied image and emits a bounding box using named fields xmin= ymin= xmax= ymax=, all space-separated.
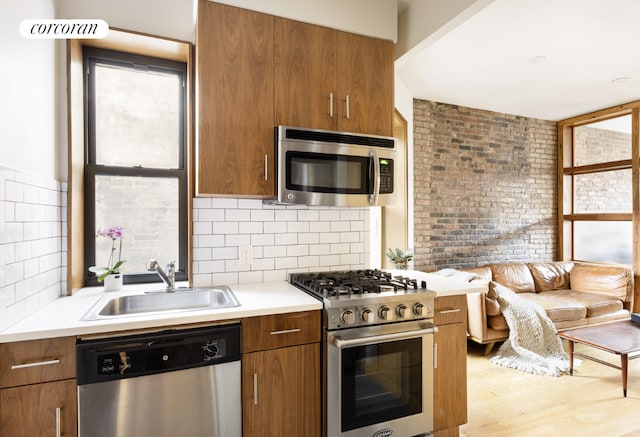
xmin=394 ymin=260 xmax=409 ymax=270
xmin=104 ymin=273 xmax=123 ymax=292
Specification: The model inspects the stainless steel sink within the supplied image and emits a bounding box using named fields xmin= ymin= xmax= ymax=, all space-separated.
xmin=81 ymin=286 xmax=240 ymax=321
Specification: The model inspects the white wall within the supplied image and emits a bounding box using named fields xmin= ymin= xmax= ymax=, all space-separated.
xmin=215 ymin=0 xmax=397 ymax=41
xmin=395 ymin=0 xmax=493 ymax=63
xmin=55 ymin=0 xmax=196 ymax=43
xmin=1 ymin=0 xmax=58 ymax=181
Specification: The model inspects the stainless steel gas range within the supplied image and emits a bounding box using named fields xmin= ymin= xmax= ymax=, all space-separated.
xmin=290 ymin=270 xmax=437 ymax=437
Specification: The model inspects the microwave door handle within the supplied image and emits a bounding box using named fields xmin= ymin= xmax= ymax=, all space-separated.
xmin=369 ymin=150 xmax=380 ymax=205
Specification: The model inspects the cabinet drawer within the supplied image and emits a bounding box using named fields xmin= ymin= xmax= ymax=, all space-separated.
xmin=434 ymin=295 xmax=467 ymax=326
xmin=243 ymin=311 xmax=321 ymax=352
xmin=0 ymin=337 xmax=76 ymax=388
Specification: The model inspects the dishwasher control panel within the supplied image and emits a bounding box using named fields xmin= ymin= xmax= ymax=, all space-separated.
xmin=77 ymin=323 xmax=241 ymax=385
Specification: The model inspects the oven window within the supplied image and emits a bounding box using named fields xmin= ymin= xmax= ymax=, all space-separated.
xmin=341 ymin=338 xmax=422 ymax=432
xmin=286 ymin=151 xmax=369 ymax=194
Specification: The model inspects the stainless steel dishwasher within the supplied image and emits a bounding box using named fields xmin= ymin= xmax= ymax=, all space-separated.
xmin=76 ymin=323 xmax=241 ymax=437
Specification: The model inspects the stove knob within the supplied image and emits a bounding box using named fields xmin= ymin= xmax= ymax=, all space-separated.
xmin=379 ymin=306 xmax=393 ymax=321
xmin=361 ymin=309 xmax=375 ymax=323
xmin=414 ymin=302 xmax=426 ymax=317
xmin=396 ymin=304 xmax=408 ymax=319
xmin=341 ymin=309 xmax=356 ymax=325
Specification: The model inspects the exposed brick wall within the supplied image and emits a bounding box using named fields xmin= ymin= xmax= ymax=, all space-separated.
xmin=573 ymin=126 xmax=631 ymax=213
xmin=413 ymin=100 xmax=558 ymax=271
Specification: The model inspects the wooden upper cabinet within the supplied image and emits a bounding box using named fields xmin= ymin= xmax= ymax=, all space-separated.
xmin=337 ymin=31 xmax=394 ymax=136
xmin=275 ymin=18 xmax=394 ymax=137
xmin=196 ymin=0 xmax=275 ymax=197
xmin=275 ymin=18 xmax=338 ymax=131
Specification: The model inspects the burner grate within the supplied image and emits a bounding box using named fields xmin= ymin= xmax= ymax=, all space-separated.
xmin=290 ymin=270 xmax=422 ymax=299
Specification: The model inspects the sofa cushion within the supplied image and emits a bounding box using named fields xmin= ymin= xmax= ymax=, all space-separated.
xmin=560 ymin=290 xmax=624 ymax=317
xmin=517 ymin=291 xmax=586 ymax=322
xmin=569 ymin=264 xmax=633 ymax=302
xmin=528 ymin=262 xmax=574 ymax=292
xmin=491 ymin=263 xmax=535 ymax=293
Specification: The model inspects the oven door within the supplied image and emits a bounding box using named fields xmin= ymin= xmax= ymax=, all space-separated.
xmin=326 ymin=321 xmax=436 ymax=437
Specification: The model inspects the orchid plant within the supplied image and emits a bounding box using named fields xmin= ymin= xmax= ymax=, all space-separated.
xmin=89 ymin=226 xmax=126 ymax=282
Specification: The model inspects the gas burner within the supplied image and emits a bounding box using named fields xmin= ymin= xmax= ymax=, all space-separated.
xmin=290 ymin=269 xmax=424 ymax=300
xmin=290 ymin=269 xmax=436 ymax=330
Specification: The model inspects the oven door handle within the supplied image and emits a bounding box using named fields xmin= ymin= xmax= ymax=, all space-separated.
xmin=330 ymin=326 xmax=437 ymax=349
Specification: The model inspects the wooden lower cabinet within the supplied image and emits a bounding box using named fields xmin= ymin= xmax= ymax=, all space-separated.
xmin=433 ymin=295 xmax=468 ymax=437
xmin=0 ymin=336 xmax=77 ymax=437
xmin=242 ymin=343 xmax=321 ymax=437
xmin=0 ymin=379 xmax=77 ymax=437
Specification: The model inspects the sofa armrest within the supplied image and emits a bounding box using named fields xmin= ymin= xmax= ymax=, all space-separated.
xmin=466 ymin=291 xmax=488 ymax=342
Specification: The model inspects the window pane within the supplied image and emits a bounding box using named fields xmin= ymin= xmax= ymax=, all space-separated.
xmin=94 ymin=175 xmax=179 ymax=274
xmin=573 ymin=115 xmax=631 ymax=166
xmin=94 ymin=64 xmax=181 ymax=168
xmin=563 ymin=174 xmax=572 ymax=214
xmin=574 ymin=221 xmax=631 ymax=264
xmin=573 ymin=169 xmax=631 ymax=213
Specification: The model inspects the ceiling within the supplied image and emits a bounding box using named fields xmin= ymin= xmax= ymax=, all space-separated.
xmin=396 ymin=0 xmax=640 ymax=121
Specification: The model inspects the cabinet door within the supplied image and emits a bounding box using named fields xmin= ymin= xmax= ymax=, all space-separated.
xmin=0 ymin=337 xmax=75 ymax=388
xmin=196 ymin=0 xmax=275 ymax=196
xmin=0 ymin=379 xmax=77 ymax=437
xmin=243 ymin=310 xmax=321 ymax=352
xmin=434 ymin=295 xmax=468 ymax=433
xmin=337 ymin=31 xmax=394 ymax=136
xmin=243 ymin=343 xmax=320 ymax=437
xmin=275 ymin=18 xmax=338 ymax=131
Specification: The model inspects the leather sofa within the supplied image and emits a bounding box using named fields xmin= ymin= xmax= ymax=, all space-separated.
xmin=463 ymin=261 xmax=634 ymax=355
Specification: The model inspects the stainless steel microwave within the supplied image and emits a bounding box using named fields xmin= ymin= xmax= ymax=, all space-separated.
xmin=275 ymin=126 xmax=397 ymax=207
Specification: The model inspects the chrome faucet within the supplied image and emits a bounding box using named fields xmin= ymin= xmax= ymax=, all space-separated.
xmin=146 ymin=259 xmax=176 ymax=291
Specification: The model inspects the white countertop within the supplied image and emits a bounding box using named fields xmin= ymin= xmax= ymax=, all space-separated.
xmin=0 ymin=281 xmax=322 ymax=343
xmin=0 ymin=270 xmax=486 ymax=343
xmin=384 ymin=269 xmax=487 ymax=296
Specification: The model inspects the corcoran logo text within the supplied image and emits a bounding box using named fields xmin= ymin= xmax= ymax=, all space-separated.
xmin=20 ymin=19 xmax=109 ymax=39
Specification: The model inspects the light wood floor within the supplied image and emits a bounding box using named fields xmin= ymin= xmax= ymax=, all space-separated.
xmin=460 ymin=339 xmax=640 ymax=437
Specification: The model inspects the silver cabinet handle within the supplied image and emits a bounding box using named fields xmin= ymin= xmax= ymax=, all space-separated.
xmin=329 ymin=93 xmax=334 ymax=118
xmin=345 ymin=94 xmax=350 ymax=119
xmin=270 ymin=328 xmax=301 ymax=335
xmin=439 ymin=308 xmax=461 ymax=314
xmin=264 ymin=154 xmax=268 ymax=181
xmin=253 ymin=373 xmax=258 ymax=405
xmin=11 ymin=359 xmax=60 ymax=370
xmin=56 ymin=407 xmax=61 ymax=437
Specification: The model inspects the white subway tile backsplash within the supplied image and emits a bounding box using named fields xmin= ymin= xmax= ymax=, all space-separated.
xmin=250 ymin=209 xmax=274 ymax=221
xmin=198 ymin=208 xmax=224 ymax=222
xmin=192 ymin=197 xmax=212 ymax=209
xmin=275 ymin=233 xmax=298 ymax=246
xmin=226 ymin=209 xmax=250 ymax=222
xmin=192 ymin=201 xmax=369 ymax=287
xmin=0 ymin=165 xmax=65 ymax=331
xmin=275 ymin=210 xmax=297 ymax=221
xmin=239 ymin=221 xmax=263 ymax=234
xmin=211 ymin=198 xmax=237 ymax=209
xmin=331 ymin=221 xmax=351 ymax=232
xmin=225 ymin=234 xmax=250 ymax=247
xmin=287 ymin=221 xmax=309 ymax=233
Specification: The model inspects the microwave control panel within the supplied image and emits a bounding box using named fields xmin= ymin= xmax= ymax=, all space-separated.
xmin=379 ymin=158 xmax=394 ymax=194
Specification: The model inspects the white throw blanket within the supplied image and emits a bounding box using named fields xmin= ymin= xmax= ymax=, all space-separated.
xmin=489 ymin=281 xmax=572 ymax=376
